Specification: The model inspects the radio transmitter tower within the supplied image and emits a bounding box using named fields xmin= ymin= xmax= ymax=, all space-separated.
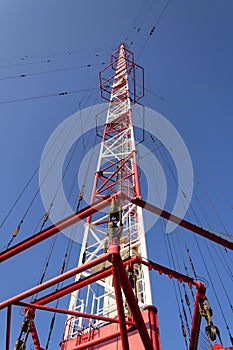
xmin=3 ymin=43 xmax=232 ymax=350
xmin=62 ymin=43 xmax=157 ymax=349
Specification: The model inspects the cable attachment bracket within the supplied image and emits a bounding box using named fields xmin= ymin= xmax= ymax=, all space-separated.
xmin=199 ymin=299 xmax=223 ymax=345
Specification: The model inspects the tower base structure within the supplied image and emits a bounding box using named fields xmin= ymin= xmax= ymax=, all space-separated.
xmin=60 ymin=306 xmax=160 ymax=350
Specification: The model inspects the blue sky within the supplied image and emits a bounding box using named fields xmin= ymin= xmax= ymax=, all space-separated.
xmin=0 ymin=1 xmax=232 ymax=349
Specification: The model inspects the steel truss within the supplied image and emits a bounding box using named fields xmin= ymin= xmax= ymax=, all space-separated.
xmin=64 ymin=44 xmax=152 ymax=341
xmin=3 ymin=239 xmax=208 ymax=350
xmin=1 ymin=190 xmax=232 ymax=349
xmin=1 ymin=44 xmax=232 ymax=350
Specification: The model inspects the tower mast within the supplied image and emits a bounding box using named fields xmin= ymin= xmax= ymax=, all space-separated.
xmin=64 ymin=43 xmax=152 ymax=342
xmin=3 ymin=43 xmax=232 ymax=350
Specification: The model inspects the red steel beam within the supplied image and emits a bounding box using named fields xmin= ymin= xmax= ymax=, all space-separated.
xmin=29 ymin=321 xmax=44 ymax=350
xmin=0 ymin=195 xmax=113 ymax=263
xmin=35 ymin=269 xmax=114 ymax=305
xmin=111 ymin=250 xmax=154 ymax=350
xmin=112 ymin=265 xmax=130 ymax=350
xmin=131 ymin=197 xmax=233 ymax=250
xmin=0 ymin=253 xmax=109 ymax=310
xmin=146 ymin=306 xmax=162 ymax=350
xmin=34 ymin=256 xmax=140 ymax=306
xmin=5 ymin=305 xmax=12 ymax=350
xmin=23 ymin=308 xmax=45 ymax=350
xmin=142 ymin=259 xmax=196 ymax=287
xmin=189 ymin=282 xmax=206 ymax=350
xmin=16 ymin=302 xmax=135 ymax=326
xmin=2 ymin=193 xmax=229 ymax=265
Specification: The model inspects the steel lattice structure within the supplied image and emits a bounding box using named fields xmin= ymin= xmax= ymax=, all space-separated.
xmin=0 ymin=43 xmax=232 ymax=350
xmin=64 ymin=44 xmax=152 ymax=340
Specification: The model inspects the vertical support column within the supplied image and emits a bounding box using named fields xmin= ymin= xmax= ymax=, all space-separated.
xmin=112 ymin=253 xmax=154 ymax=350
xmin=189 ymin=282 xmax=206 ymax=350
xmin=146 ymin=306 xmax=162 ymax=350
xmin=112 ymin=265 xmax=130 ymax=350
xmin=5 ymin=305 xmax=12 ymax=350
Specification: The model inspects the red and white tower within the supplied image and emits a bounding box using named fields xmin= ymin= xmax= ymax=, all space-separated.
xmin=3 ymin=43 xmax=232 ymax=350
xmin=62 ymin=43 xmax=156 ymax=349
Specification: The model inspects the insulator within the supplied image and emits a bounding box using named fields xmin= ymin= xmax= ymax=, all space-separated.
xmin=43 ymin=211 xmax=50 ymax=223
xmin=78 ymin=192 xmax=83 ymax=201
xmin=205 ymin=324 xmax=217 ymax=342
xmin=149 ymin=26 xmax=155 ymax=36
xmin=182 ymin=323 xmax=186 ymax=337
xmin=209 ymin=307 xmax=213 ymax=317
xmin=12 ymin=225 xmax=20 ymax=237
xmin=185 ymin=292 xmax=190 ymax=306
xmin=21 ymin=319 xmax=30 ymax=333
xmin=60 ymin=262 xmax=65 ymax=275
xmin=14 ymin=339 xmax=26 ymax=350
xmin=201 ymin=302 xmax=209 ymax=319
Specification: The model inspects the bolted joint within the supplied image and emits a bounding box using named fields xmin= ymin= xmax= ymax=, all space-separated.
xmin=195 ymin=281 xmax=206 ymax=297
xmin=107 ymin=243 xmax=120 ymax=261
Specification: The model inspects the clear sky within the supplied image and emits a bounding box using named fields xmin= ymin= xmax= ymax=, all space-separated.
xmin=0 ymin=1 xmax=232 ymax=349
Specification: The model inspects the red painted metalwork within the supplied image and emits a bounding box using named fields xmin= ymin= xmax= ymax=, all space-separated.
xmin=213 ymin=345 xmax=233 ymax=350
xmin=5 ymin=305 xmax=11 ymax=350
xmin=189 ymin=282 xmax=206 ymax=350
xmin=111 ymin=249 xmax=154 ymax=350
xmin=0 ymin=195 xmax=112 ymax=263
xmin=61 ymin=308 xmax=161 ymax=350
xmin=34 ymin=268 xmax=113 ymax=306
xmin=111 ymin=265 xmax=130 ymax=350
xmin=0 ymin=191 xmax=230 ymax=268
xmin=17 ymin=301 xmax=135 ymax=326
xmin=131 ymin=197 xmax=233 ymax=250
xmin=145 ymin=306 xmax=161 ymax=350
xmin=3 ymin=247 xmax=204 ymax=348
xmin=2 ymin=249 xmax=216 ymax=349
xmin=1 ymin=43 xmax=231 ymax=350
xmin=141 ymin=258 xmax=196 ymax=287
xmin=66 ymin=326 xmax=136 ymax=350
xmin=0 ymin=192 xmax=230 ymax=271
xmin=99 ymin=45 xmax=144 ymax=103
xmin=25 ymin=308 xmax=45 ymax=350
xmin=0 ymin=253 xmax=109 ymax=310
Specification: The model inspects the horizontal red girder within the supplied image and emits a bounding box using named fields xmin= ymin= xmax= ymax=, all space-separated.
xmin=34 ymin=268 xmax=113 ymax=306
xmin=0 ymin=195 xmax=113 ymax=263
xmin=0 ymin=254 xmax=201 ymax=312
xmin=131 ymin=197 xmax=233 ymax=250
xmin=142 ymin=259 xmax=196 ymax=287
xmin=0 ymin=192 xmax=231 ymax=269
xmin=33 ymin=256 xmax=141 ymax=306
xmin=16 ymin=301 xmax=135 ymax=326
xmin=0 ymin=253 xmax=109 ymax=310
xmin=0 ymin=255 xmax=140 ymax=310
